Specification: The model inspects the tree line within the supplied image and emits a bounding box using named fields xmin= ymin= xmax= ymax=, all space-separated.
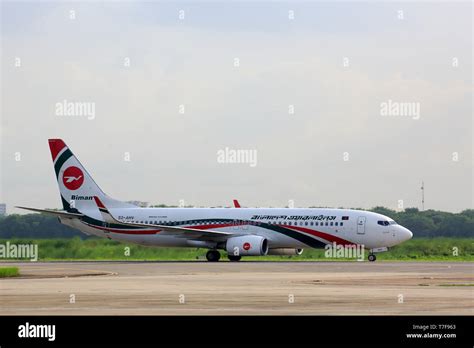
xmin=0 ymin=207 xmax=472 ymax=239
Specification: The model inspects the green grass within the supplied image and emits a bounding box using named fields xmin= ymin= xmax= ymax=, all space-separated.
xmin=0 ymin=237 xmax=473 ymax=261
xmin=0 ymin=267 xmax=20 ymax=277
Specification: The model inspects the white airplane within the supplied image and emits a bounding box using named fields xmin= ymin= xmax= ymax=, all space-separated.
xmin=17 ymin=139 xmax=413 ymax=262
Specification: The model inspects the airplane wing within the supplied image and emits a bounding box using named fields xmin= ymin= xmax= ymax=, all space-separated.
xmin=15 ymin=206 xmax=84 ymax=219
xmin=132 ymin=224 xmax=232 ymax=241
xmin=93 ymin=197 xmax=234 ymax=241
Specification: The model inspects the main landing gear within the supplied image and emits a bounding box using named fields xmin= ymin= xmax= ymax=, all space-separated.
xmin=368 ymin=254 xmax=377 ymax=262
xmin=228 ymin=255 xmax=242 ymax=262
xmin=206 ymin=249 xmax=221 ymax=262
xmin=205 ymin=250 xmax=242 ymax=262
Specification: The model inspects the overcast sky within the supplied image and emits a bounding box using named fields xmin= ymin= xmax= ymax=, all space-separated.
xmin=1 ymin=1 xmax=472 ymax=214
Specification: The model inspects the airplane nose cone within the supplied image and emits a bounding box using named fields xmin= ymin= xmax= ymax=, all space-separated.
xmin=400 ymin=227 xmax=413 ymax=241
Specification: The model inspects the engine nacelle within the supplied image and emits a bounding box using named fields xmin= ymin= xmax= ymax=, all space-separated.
xmin=267 ymin=248 xmax=304 ymax=255
xmin=225 ymin=235 xmax=268 ymax=256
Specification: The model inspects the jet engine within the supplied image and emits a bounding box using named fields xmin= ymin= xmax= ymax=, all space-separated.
xmin=225 ymin=235 xmax=268 ymax=256
xmin=267 ymin=248 xmax=304 ymax=255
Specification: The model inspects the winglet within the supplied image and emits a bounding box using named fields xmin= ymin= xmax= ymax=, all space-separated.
xmin=93 ymin=196 xmax=116 ymax=223
xmin=93 ymin=196 xmax=107 ymax=210
xmin=233 ymin=199 xmax=241 ymax=208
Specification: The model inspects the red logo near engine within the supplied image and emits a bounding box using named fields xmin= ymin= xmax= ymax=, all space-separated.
xmin=243 ymin=242 xmax=251 ymax=251
xmin=62 ymin=166 xmax=84 ymax=190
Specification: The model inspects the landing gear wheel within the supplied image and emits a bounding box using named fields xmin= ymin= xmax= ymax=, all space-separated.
xmin=228 ymin=255 xmax=242 ymax=262
xmin=368 ymin=254 xmax=376 ymax=262
xmin=206 ymin=250 xmax=221 ymax=262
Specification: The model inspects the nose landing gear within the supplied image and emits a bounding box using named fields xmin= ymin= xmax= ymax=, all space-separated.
xmin=368 ymin=254 xmax=376 ymax=262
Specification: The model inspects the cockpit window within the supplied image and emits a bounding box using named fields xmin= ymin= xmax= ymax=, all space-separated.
xmin=378 ymin=220 xmax=398 ymax=226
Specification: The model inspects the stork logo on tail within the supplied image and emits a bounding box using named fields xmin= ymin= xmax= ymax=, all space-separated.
xmin=62 ymin=166 xmax=84 ymax=190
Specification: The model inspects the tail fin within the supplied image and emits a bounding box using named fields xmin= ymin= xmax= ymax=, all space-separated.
xmin=48 ymin=139 xmax=134 ymax=212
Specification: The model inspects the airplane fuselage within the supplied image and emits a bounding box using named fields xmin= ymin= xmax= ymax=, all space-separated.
xmin=61 ymin=207 xmax=413 ymax=251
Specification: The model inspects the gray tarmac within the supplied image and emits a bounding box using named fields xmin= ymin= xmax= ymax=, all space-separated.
xmin=1 ymin=261 xmax=473 ymax=315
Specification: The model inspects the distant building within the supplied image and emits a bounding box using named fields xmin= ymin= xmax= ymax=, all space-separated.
xmin=0 ymin=203 xmax=6 ymax=216
xmin=126 ymin=201 xmax=149 ymax=208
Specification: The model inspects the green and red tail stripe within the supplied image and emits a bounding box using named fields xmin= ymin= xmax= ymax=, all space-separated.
xmin=48 ymin=139 xmax=67 ymax=162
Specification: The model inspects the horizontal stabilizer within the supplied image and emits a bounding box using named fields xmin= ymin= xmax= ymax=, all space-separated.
xmin=15 ymin=206 xmax=84 ymax=219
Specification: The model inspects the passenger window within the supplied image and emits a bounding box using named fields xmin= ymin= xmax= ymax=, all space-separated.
xmin=325 ymin=222 xmax=328 ymax=226
xmin=335 ymin=222 xmax=338 ymax=226
xmin=340 ymin=222 xmax=343 ymax=226
xmin=310 ymin=222 xmax=313 ymax=226
xmin=330 ymin=222 xmax=333 ymax=226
